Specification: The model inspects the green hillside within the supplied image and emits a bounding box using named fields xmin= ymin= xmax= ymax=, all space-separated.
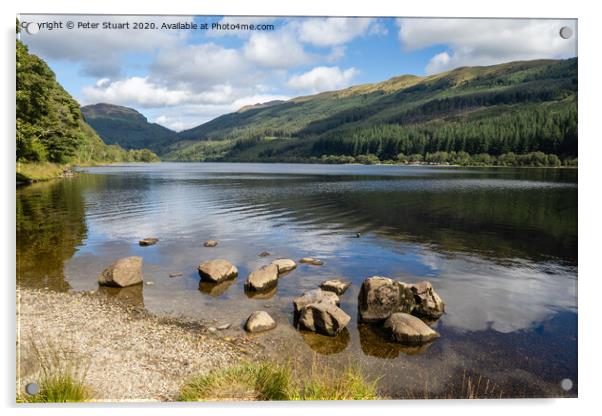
xmin=81 ymin=103 xmax=178 ymax=153
xmin=165 ymin=58 xmax=577 ymax=166
xmin=16 ymin=39 xmax=159 ymax=181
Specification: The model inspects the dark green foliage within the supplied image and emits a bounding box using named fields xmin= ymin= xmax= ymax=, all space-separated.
xmin=81 ymin=103 xmax=178 ymax=152
xmin=165 ymin=59 xmax=577 ymax=165
xmin=16 ymin=39 xmax=158 ymax=167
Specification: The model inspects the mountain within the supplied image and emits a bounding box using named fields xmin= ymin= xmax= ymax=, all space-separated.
xmin=165 ymin=58 xmax=577 ymax=165
xmin=81 ymin=103 xmax=178 ymax=153
xmin=16 ymin=38 xmax=159 ymax=180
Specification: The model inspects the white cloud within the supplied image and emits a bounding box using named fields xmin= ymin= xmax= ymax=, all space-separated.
xmin=287 ymin=66 xmax=358 ymax=93
xmin=298 ymin=17 xmax=378 ymax=47
xmin=244 ymin=32 xmax=311 ymax=68
xmin=397 ymin=18 xmax=578 ymax=74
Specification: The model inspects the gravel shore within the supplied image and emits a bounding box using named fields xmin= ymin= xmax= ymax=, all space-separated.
xmin=17 ymin=288 xmax=259 ymax=401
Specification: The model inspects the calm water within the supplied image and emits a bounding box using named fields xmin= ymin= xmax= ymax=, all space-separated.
xmin=16 ymin=163 xmax=577 ymax=398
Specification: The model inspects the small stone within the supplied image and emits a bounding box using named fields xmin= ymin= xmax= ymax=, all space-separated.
xmin=320 ymin=278 xmax=351 ymax=295
xmin=139 ymin=237 xmax=159 ymax=246
xmin=383 ymin=313 xmax=440 ymax=344
xmin=169 ymin=272 xmax=183 ymax=278
xmin=300 ymin=257 xmax=324 ymax=266
xmin=216 ymin=323 xmax=231 ymax=330
xmin=245 ymin=264 xmax=279 ymax=291
xmin=145 ymin=281 xmax=155 ymax=286
xmin=271 ymin=258 xmax=297 ymax=274
xmin=198 ymin=259 xmax=238 ymax=283
xmin=98 ymin=256 xmax=143 ymax=288
xmin=204 ymin=240 xmax=218 ymax=248
xmin=258 ymin=251 xmax=271 ymax=257
xmin=245 ymin=311 xmax=277 ymax=333
xmin=208 ymin=327 xmax=217 ymax=333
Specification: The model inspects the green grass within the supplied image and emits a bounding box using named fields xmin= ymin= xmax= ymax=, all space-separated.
xmin=16 ymin=162 xmax=68 ymax=182
xmin=179 ymin=360 xmax=379 ymax=401
xmin=19 ymin=374 xmax=91 ymax=403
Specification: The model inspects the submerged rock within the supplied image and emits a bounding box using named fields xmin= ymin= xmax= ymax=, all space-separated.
xmin=292 ymin=289 xmax=339 ymax=322
xmin=98 ymin=256 xmax=143 ymax=288
xmin=298 ymin=302 xmax=351 ymax=336
xmin=299 ymin=257 xmax=324 ymax=266
xmin=203 ymin=240 xmax=218 ymax=248
xmin=258 ymin=251 xmax=271 ymax=257
xmin=198 ymin=259 xmax=238 ymax=283
xmin=139 ymin=237 xmax=158 ymax=246
xmin=320 ymin=278 xmax=351 ymax=295
xmin=245 ymin=311 xmax=277 ymax=333
xmin=169 ymin=272 xmax=183 ymax=278
xmin=245 ymin=264 xmax=279 ymax=291
xmin=271 ymin=258 xmax=297 ymax=274
xmin=383 ymin=313 xmax=440 ymax=344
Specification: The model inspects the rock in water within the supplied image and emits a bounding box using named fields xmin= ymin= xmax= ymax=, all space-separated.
xmin=258 ymin=251 xmax=271 ymax=257
xmin=299 ymin=257 xmax=324 ymax=266
xmin=320 ymin=278 xmax=351 ymax=295
xmin=139 ymin=237 xmax=158 ymax=246
xmin=298 ymin=302 xmax=351 ymax=336
xmin=293 ymin=289 xmax=339 ymax=320
xmin=198 ymin=259 xmax=238 ymax=283
xmin=383 ymin=313 xmax=440 ymax=344
xmin=245 ymin=311 xmax=277 ymax=333
xmin=203 ymin=240 xmax=218 ymax=247
xmin=407 ymin=281 xmax=445 ymax=319
xmin=98 ymin=256 xmax=143 ymax=287
xmin=271 ymin=258 xmax=297 ymax=274
xmin=245 ymin=264 xmax=279 ymax=291
xmin=358 ymin=276 xmax=406 ymax=322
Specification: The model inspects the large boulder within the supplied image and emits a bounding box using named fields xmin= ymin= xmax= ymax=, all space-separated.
xmin=198 ymin=259 xmax=238 ymax=283
xmin=383 ymin=313 xmax=440 ymax=344
xmin=271 ymin=259 xmax=297 ymax=274
xmin=293 ymin=289 xmax=339 ymax=322
xmin=358 ymin=276 xmax=445 ymax=322
xmin=320 ymin=278 xmax=351 ymax=295
xmin=245 ymin=311 xmax=277 ymax=333
xmin=245 ymin=264 xmax=279 ymax=291
xmin=98 ymin=256 xmax=143 ymax=287
xmin=407 ymin=281 xmax=445 ymax=319
xmin=298 ymin=303 xmax=351 ymax=336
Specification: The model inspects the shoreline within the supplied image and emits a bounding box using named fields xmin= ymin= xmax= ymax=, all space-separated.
xmin=17 ymin=287 xmax=260 ymax=402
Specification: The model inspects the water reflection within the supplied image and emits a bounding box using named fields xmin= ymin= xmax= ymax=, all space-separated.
xmin=199 ymin=279 xmax=236 ymax=297
xmin=300 ymin=329 xmax=350 ymax=355
xmin=97 ymin=284 xmax=144 ymax=309
xmin=358 ymin=324 xmax=435 ymax=358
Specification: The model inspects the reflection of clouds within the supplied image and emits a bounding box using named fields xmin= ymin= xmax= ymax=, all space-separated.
xmin=417 ymin=252 xmax=576 ymax=333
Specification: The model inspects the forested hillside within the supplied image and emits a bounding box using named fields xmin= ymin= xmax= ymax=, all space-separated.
xmin=165 ymin=58 xmax=577 ymax=166
xmin=81 ymin=103 xmax=178 ymax=153
xmin=16 ymin=38 xmax=158 ymax=180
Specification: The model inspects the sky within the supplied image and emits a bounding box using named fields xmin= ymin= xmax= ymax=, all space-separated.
xmin=18 ymin=15 xmax=577 ymax=132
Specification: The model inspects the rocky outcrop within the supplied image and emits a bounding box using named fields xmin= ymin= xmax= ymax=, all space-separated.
xmin=271 ymin=259 xmax=297 ymax=274
xmin=298 ymin=302 xmax=351 ymax=336
xmin=98 ymin=256 xmax=143 ymax=287
xmin=139 ymin=238 xmax=158 ymax=246
xmin=293 ymin=289 xmax=339 ymax=322
xmin=197 ymin=259 xmax=238 ymax=283
xmin=383 ymin=313 xmax=440 ymax=344
xmin=245 ymin=311 xmax=277 ymax=333
xmin=320 ymin=278 xmax=351 ymax=295
xmin=358 ymin=276 xmax=444 ymax=322
xmin=203 ymin=240 xmax=218 ymax=247
xmin=245 ymin=264 xmax=279 ymax=291
xmin=300 ymin=257 xmax=324 ymax=266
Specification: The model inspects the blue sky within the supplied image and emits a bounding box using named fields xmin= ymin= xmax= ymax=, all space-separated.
xmin=19 ymin=16 xmax=577 ymax=131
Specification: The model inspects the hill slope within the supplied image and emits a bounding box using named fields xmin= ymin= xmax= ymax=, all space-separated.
xmin=166 ymin=58 xmax=577 ymax=164
xmin=16 ymin=39 xmax=158 ymax=180
xmin=81 ymin=103 xmax=178 ymax=153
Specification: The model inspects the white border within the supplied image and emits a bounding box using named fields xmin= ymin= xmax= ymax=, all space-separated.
xmin=2 ymin=1 xmax=601 ymax=415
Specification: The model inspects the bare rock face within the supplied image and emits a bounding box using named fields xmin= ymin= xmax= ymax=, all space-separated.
xmin=245 ymin=311 xmax=277 ymax=333
xmin=383 ymin=313 xmax=440 ymax=344
xmin=407 ymin=281 xmax=445 ymax=319
xmin=320 ymin=278 xmax=351 ymax=295
xmin=98 ymin=256 xmax=143 ymax=287
xmin=358 ymin=276 xmax=445 ymax=322
xmin=299 ymin=257 xmax=324 ymax=266
xmin=203 ymin=240 xmax=218 ymax=248
xmin=293 ymin=289 xmax=339 ymax=322
xmin=298 ymin=302 xmax=351 ymax=336
xmin=245 ymin=264 xmax=279 ymax=291
xmin=198 ymin=259 xmax=238 ymax=283
xmin=271 ymin=259 xmax=297 ymax=274
xmin=139 ymin=238 xmax=158 ymax=246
